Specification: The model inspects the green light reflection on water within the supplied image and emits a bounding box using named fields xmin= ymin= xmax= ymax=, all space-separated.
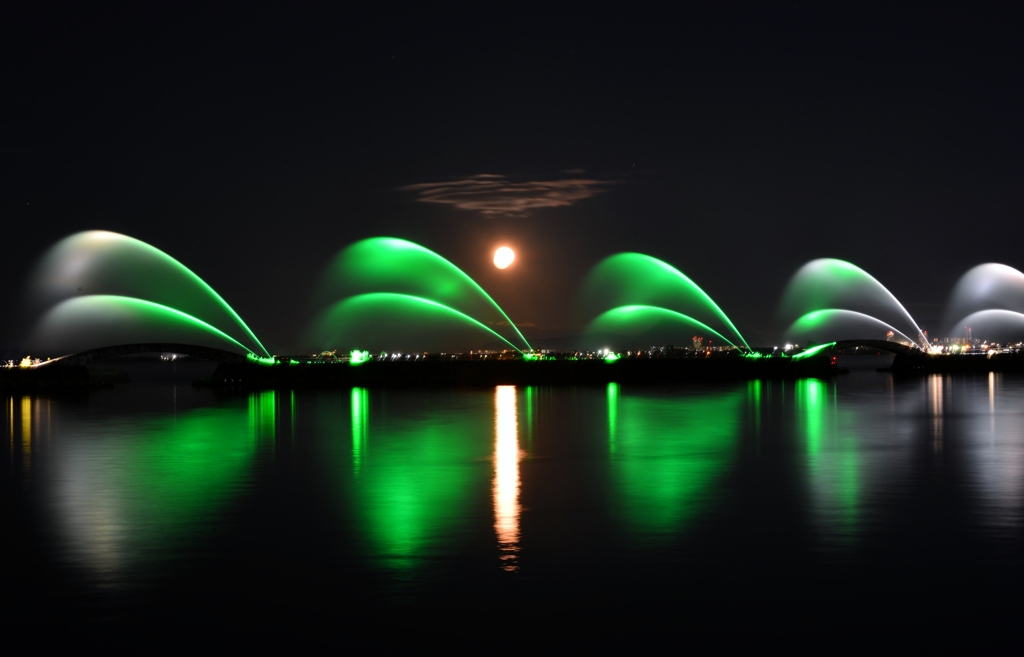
xmin=610 ymin=388 xmax=743 ymax=539
xmin=57 ymin=402 xmax=257 ymax=574
xmin=795 ymin=378 xmax=861 ymax=543
xmin=249 ymin=390 xmax=276 ymax=451
xmin=351 ymin=387 xmax=368 ymax=475
xmin=748 ymin=379 xmax=762 ymax=436
xmin=607 ymin=382 xmax=619 ymax=454
xmin=344 ymin=390 xmax=491 ymax=571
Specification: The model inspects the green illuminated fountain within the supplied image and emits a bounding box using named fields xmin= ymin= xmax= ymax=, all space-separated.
xmin=313 ymin=237 xmax=530 ymax=353
xmin=26 ymin=231 xmax=268 ymax=357
xmin=29 ymin=295 xmax=256 ymax=356
xmin=785 ymin=308 xmax=918 ymax=345
xmin=315 ymin=292 xmax=525 ymax=353
xmin=779 ymin=258 xmax=926 ymax=348
xmin=578 ymin=253 xmax=750 ymax=350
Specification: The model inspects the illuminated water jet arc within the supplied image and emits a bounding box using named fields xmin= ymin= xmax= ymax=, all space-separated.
xmin=31 ymin=231 xmax=269 ymax=356
xmin=25 ymin=295 xmax=255 ymax=357
xmin=779 ymin=259 xmax=927 ymax=348
xmin=791 ymin=342 xmax=837 ymax=361
xmin=319 ymin=237 xmax=531 ymax=350
xmin=943 ymin=264 xmax=1024 ymax=333
xmin=314 ymin=292 xmax=523 ymax=353
xmin=584 ymin=305 xmax=738 ymax=349
xmin=784 ymin=308 xmax=918 ymax=346
xmin=578 ymin=253 xmax=750 ymax=350
xmin=947 ymin=309 xmax=1024 ymax=343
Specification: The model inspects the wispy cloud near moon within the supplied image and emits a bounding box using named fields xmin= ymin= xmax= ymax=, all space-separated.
xmin=400 ymin=173 xmax=615 ymax=216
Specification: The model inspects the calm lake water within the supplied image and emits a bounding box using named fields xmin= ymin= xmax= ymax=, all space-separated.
xmin=5 ymin=364 xmax=1024 ymax=646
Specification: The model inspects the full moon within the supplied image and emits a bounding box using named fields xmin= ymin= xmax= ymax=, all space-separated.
xmin=493 ymin=246 xmax=515 ymax=269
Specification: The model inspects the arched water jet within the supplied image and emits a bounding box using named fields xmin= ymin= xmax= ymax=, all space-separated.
xmin=313 ymin=293 xmax=523 ymax=353
xmin=942 ymin=264 xmax=1024 ymax=335
xmin=583 ymin=305 xmax=737 ymax=350
xmin=779 ymin=259 xmax=926 ymax=348
xmin=24 ymin=295 xmax=255 ymax=357
xmin=577 ymin=253 xmax=749 ymax=349
xmin=947 ymin=310 xmax=1024 ymax=344
xmin=318 ymin=237 xmax=530 ymax=351
xmin=28 ymin=231 xmax=268 ymax=356
xmin=784 ymin=309 xmax=918 ymax=346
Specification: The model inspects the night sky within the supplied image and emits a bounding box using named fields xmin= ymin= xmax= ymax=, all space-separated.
xmin=4 ymin=6 xmax=1023 ymax=351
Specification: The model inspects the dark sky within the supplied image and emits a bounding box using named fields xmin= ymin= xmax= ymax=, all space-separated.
xmin=4 ymin=5 xmax=1023 ymax=351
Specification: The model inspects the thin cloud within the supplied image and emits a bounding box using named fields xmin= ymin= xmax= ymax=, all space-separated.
xmin=400 ymin=173 xmax=615 ymax=216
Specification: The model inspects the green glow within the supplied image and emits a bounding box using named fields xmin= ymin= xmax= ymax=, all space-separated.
xmin=29 ymin=295 xmax=254 ymax=356
xmin=604 ymin=352 xmax=621 ymax=363
xmin=522 ymin=352 xmax=540 ymax=361
xmin=607 ymin=382 xmax=619 ymax=454
xmin=250 ymin=390 xmax=276 ymax=449
xmin=351 ymin=387 xmax=368 ymax=475
xmin=610 ymin=389 xmax=742 ymax=538
xmin=55 ymin=401 xmax=256 ymax=571
xmin=785 ymin=308 xmax=917 ymax=345
xmin=314 ymin=293 xmax=522 ymax=353
xmin=748 ymin=379 xmax=762 ymax=435
xmin=579 ymin=253 xmax=749 ymax=349
xmin=743 ymin=351 xmax=768 ymax=359
xmin=779 ymin=258 xmax=924 ymax=346
xmin=319 ymin=237 xmax=531 ymax=350
xmin=795 ymin=379 xmax=860 ymax=543
xmin=246 ymin=354 xmax=276 ymax=366
xmin=333 ymin=393 xmax=491 ymax=571
xmin=34 ymin=231 xmax=269 ymax=356
xmin=791 ymin=342 xmax=837 ymax=361
xmin=349 ymin=350 xmax=371 ymax=365
xmin=584 ymin=305 xmax=738 ymax=349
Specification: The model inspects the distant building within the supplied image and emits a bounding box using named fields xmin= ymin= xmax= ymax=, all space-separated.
xmin=886 ymin=330 xmax=895 ymax=342
xmin=692 ymin=336 xmax=703 ymax=350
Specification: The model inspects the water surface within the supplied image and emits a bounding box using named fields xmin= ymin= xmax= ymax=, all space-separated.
xmin=5 ymin=370 xmax=1024 ymax=645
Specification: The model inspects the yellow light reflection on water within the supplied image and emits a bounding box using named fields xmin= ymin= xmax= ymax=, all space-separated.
xmin=493 ymin=385 xmax=520 ymax=571
xmin=929 ymin=375 xmax=943 ymax=452
xmin=21 ymin=396 xmax=31 ymax=470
